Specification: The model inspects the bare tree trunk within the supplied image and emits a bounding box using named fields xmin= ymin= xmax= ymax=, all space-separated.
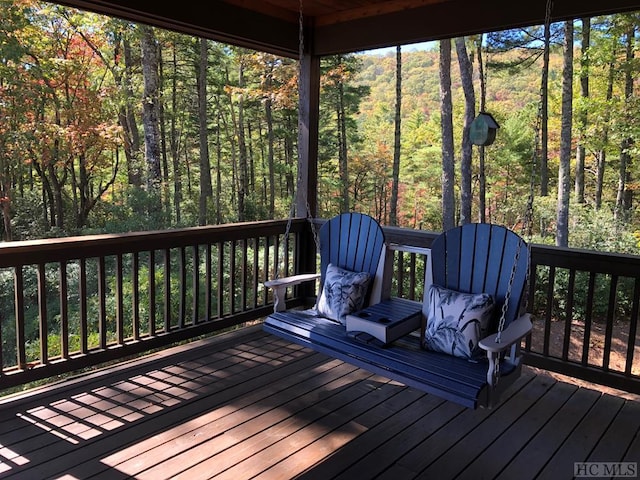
xmin=556 ymin=21 xmax=573 ymax=247
xmin=115 ymin=34 xmax=143 ymax=189
xmin=390 ymin=46 xmax=402 ymax=226
xmin=198 ymin=37 xmax=213 ymax=225
xmin=456 ymin=37 xmax=475 ymax=225
xmin=440 ymin=39 xmax=455 ymax=231
xmin=615 ymin=23 xmax=635 ymax=223
xmin=216 ymin=112 xmax=222 ymax=224
xmin=169 ymin=40 xmax=182 ymax=223
xmin=540 ymin=19 xmax=551 ymax=197
xmin=575 ymin=17 xmax=590 ymax=204
xmin=476 ymin=35 xmax=487 ymax=224
xmin=265 ymin=90 xmax=276 ymax=218
xmin=337 ymin=62 xmax=349 ymax=213
xmin=140 ymin=24 xmax=163 ymax=215
xmin=596 ymin=39 xmax=617 ymax=210
xmin=237 ymin=59 xmax=248 ymax=221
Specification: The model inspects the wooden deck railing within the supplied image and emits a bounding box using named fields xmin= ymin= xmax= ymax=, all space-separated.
xmin=1 ymin=220 xmax=639 ymax=396
xmin=0 ymin=219 xmax=308 ymax=391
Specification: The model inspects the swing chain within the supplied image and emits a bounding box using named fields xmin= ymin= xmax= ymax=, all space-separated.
xmin=276 ymin=0 xmax=319 ymax=278
xmin=495 ymin=237 xmax=522 ymax=344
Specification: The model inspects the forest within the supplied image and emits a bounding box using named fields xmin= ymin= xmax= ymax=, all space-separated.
xmin=0 ymin=0 xmax=639 ymax=255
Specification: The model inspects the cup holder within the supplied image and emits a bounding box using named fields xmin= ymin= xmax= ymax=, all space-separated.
xmin=378 ymin=317 xmax=390 ymax=324
xmin=357 ymin=312 xmax=371 ymax=318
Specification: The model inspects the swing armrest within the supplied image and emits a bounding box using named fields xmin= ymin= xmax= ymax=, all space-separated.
xmin=264 ymin=273 xmax=320 ymax=312
xmin=478 ymin=313 xmax=533 ymax=353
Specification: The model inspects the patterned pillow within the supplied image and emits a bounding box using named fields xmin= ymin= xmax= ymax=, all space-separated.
xmin=422 ymin=284 xmax=495 ymax=360
xmin=316 ymin=263 xmax=371 ymax=324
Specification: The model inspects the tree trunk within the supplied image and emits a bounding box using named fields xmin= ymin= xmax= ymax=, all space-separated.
xmin=615 ymin=23 xmax=635 ymax=223
xmin=169 ymin=39 xmax=182 ymax=223
xmin=540 ymin=19 xmax=551 ymax=197
xmin=265 ymin=85 xmax=276 ymax=218
xmin=121 ymin=34 xmax=142 ymax=188
xmin=337 ymin=58 xmax=349 ymax=213
xmin=556 ymin=21 xmax=573 ymax=247
xmin=237 ymin=59 xmax=248 ymax=221
xmin=575 ymin=17 xmax=590 ymax=204
xmin=456 ymin=37 xmax=475 ymax=225
xmin=140 ymin=24 xmax=163 ymax=216
xmin=476 ymin=35 xmax=487 ymax=224
xmin=439 ymin=39 xmax=455 ymax=231
xmin=198 ymin=37 xmax=213 ymax=225
xmin=390 ymin=46 xmax=402 ymax=226
xmin=596 ymin=39 xmax=617 ymax=210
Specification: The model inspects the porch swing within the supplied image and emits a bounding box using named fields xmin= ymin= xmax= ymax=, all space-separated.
xmin=262 ymin=0 xmax=545 ymax=409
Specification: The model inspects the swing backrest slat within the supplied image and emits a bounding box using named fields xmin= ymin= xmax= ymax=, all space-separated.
xmin=318 ymin=213 xmax=386 ymax=303
xmin=430 ymin=223 xmax=530 ymax=331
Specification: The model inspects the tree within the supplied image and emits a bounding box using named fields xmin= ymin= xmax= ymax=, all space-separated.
xmin=390 ymin=46 xmax=402 ymax=226
xmin=556 ymin=21 xmax=573 ymax=247
xmin=574 ymin=18 xmax=590 ymax=203
xmin=456 ymin=37 xmax=475 ymax=225
xmin=197 ymin=37 xmax=212 ymax=225
xmin=140 ymin=24 xmax=163 ymax=216
xmin=615 ymin=18 xmax=636 ymax=223
xmin=475 ymin=34 xmax=487 ymax=223
xmin=440 ymin=39 xmax=455 ymax=230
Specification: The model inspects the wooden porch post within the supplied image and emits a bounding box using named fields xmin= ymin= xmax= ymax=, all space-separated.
xmin=296 ymin=28 xmax=321 ymax=300
xmin=296 ymin=38 xmax=320 ymax=220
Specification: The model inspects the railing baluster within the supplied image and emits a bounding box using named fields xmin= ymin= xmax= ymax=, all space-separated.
xmin=625 ymin=277 xmax=640 ymax=376
xmin=230 ymin=240 xmax=237 ymax=314
xmin=205 ymin=243 xmax=212 ymax=322
xmin=192 ymin=245 xmax=200 ymax=325
xmin=264 ymin=236 xmax=271 ymax=303
xmin=164 ymin=248 xmax=171 ymax=332
xmin=241 ymin=238 xmax=248 ymax=311
xmin=217 ymin=242 xmax=224 ymax=318
xmin=149 ymin=250 xmax=156 ymax=336
xmin=116 ymin=254 xmax=124 ymax=345
xmin=603 ymin=274 xmax=619 ymax=371
xmin=80 ymin=258 xmax=87 ymax=354
xmin=582 ymin=272 xmax=596 ymax=366
xmin=543 ymin=266 xmax=556 ymax=356
xmin=60 ymin=261 xmax=69 ymax=359
xmin=14 ymin=266 xmax=26 ymax=370
xmin=253 ymin=237 xmax=259 ymax=309
xmin=132 ymin=252 xmax=140 ymax=340
xmin=561 ymin=269 xmax=576 ymax=361
xmin=37 ymin=263 xmax=48 ymax=365
xmin=98 ymin=256 xmax=107 ymax=349
xmin=179 ymin=246 xmax=186 ymax=328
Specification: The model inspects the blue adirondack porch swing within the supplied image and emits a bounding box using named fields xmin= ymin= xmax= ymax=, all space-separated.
xmin=262 ymin=0 xmax=540 ymax=409
xmin=263 ymin=213 xmax=533 ymax=409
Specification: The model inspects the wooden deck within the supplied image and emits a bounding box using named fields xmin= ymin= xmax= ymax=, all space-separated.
xmin=0 ymin=324 xmax=638 ymax=480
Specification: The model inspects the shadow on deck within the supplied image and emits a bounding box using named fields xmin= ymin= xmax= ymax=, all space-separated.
xmin=0 ymin=324 xmax=638 ymax=480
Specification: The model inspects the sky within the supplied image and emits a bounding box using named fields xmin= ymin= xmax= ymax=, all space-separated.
xmin=362 ymin=41 xmax=436 ymax=55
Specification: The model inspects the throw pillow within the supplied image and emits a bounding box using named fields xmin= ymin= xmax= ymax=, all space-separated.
xmin=316 ymin=263 xmax=371 ymax=324
xmin=422 ymin=284 xmax=495 ymax=360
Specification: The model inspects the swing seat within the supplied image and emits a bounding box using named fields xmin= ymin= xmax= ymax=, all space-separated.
xmin=263 ymin=219 xmax=532 ymax=409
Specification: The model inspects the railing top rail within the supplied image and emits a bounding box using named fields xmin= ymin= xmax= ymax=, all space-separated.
xmin=0 ymin=218 xmax=306 ymax=267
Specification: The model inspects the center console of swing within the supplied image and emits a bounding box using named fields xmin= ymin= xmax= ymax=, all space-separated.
xmin=345 ymin=297 xmax=422 ymax=345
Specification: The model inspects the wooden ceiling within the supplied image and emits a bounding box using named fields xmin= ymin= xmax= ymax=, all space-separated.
xmin=55 ymin=0 xmax=640 ymax=57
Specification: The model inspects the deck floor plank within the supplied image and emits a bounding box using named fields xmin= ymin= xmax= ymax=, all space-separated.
xmin=586 ymin=400 xmax=640 ymax=462
xmin=536 ymin=393 xmax=628 ymax=480
xmin=0 ymin=325 xmax=637 ymax=480
xmin=457 ymin=379 xmax=579 ymax=480
xmin=419 ymin=373 xmax=555 ymax=479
